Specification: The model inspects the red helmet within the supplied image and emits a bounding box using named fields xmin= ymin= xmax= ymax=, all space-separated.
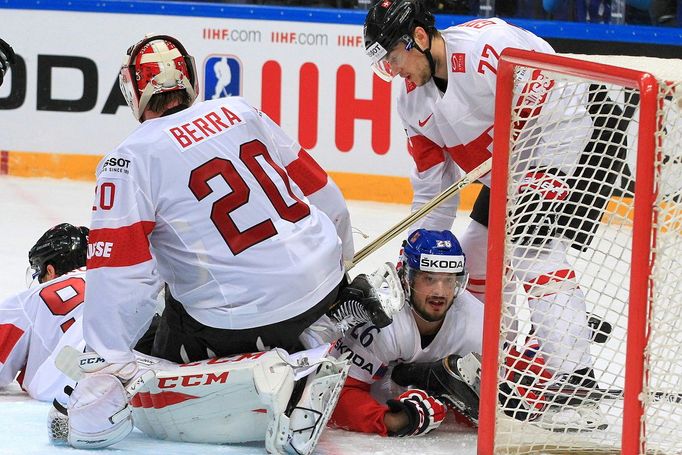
xmin=119 ymin=34 xmax=199 ymax=120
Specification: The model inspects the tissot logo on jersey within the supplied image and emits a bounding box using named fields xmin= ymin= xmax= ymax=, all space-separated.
xmin=102 ymin=157 xmax=131 ymax=174
xmin=419 ymin=253 xmax=465 ymax=273
xmin=166 ymin=105 xmax=245 ymax=150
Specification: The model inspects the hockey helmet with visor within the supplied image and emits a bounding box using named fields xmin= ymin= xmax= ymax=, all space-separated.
xmin=364 ymin=0 xmax=436 ymax=81
xmin=400 ymin=229 xmax=468 ymax=321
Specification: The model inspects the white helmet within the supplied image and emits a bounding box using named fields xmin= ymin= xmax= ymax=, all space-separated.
xmin=119 ymin=34 xmax=199 ymax=120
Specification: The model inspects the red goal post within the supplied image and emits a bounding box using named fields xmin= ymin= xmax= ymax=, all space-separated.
xmin=479 ymin=48 xmax=680 ymax=454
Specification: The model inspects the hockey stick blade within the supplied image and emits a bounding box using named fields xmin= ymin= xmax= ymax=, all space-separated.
xmin=347 ymin=158 xmax=492 ymax=270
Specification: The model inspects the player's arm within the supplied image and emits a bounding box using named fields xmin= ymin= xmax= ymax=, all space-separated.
xmin=330 ymin=325 xmax=445 ymax=437
xmin=257 ymin=110 xmax=354 ymax=260
xmin=0 ymin=294 xmax=31 ymax=387
xmin=84 ymin=153 xmax=162 ymax=365
xmin=400 ymin=112 xmax=460 ymax=232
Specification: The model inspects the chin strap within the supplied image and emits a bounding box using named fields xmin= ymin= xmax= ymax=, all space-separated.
xmin=413 ymin=33 xmax=437 ymax=79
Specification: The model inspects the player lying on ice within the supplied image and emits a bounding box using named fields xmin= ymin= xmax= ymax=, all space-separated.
xmin=0 ymin=223 xmax=90 ymax=403
xmin=328 ymin=228 xmax=608 ymax=437
xmin=329 ymin=229 xmax=483 ymax=437
xmin=45 ymin=32 xmax=401 ymax=455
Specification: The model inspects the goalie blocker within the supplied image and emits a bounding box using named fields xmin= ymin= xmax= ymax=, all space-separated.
xmin=49 ymin=345 xmax=349 ymax=454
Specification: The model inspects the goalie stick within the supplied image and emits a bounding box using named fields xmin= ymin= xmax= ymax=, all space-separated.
xmin=346 ymin=158 xmax=492 ymax=271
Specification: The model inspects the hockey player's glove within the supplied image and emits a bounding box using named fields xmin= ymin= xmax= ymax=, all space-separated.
xmin=391 ymin=352 xmax=481 ymax=426
xmin=0 ymin=38 xmax=15 ymax=87
xmin=509 ymin=169 xmax=569 ymax=247
xmin=386 ymin=389 xmax=446 ymax=437
xmin=499 ymin=341 xmax=554 ymax=421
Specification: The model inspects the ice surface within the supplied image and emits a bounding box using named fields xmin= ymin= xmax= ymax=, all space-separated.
xmin=0 ymin=176 xmax=478 ymax=454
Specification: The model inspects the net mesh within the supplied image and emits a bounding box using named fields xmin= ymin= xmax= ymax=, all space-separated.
xmin=490 ymin=62 xmax=682 ymax=454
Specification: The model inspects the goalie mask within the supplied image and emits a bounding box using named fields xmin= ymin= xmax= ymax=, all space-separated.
xmin=27 ymin=223 xmax=89 ymax=285
xmin=364 ymin=0 xmax=435 ymax=81
xmin=399 ymin=229 xmax=468 ymax=322
xmin=119 ymin=34 xmax=199 ymax=121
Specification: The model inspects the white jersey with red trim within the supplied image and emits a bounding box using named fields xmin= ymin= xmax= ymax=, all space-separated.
xmin=85 ymin=97 xmax=351 ymax=364
xmin=398 ymin=18 xmax=590 ymax=231
xmin=0 ymin=268 xmax=86 ymax=403
xmin=332 ymin=290 xmax=483 ymax=401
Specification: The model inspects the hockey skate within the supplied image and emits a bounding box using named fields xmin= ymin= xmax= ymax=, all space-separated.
xmin=391 ymin=352 xmax=482 ymax=425
xmin=328 ymin=263 xmax=404 ymax=333
xmin=530 ymin=368 xmax=608 ymax=433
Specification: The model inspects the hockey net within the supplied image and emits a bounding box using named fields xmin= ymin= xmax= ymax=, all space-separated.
xmin=479 ymin=49 xmax=682 ymax=454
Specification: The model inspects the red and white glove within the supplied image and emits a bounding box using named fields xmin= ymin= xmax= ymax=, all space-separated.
xmin=500 ymin=340 xmax=554 ymax=420
xmin=386 ymin=389 xmax=447 ymax=437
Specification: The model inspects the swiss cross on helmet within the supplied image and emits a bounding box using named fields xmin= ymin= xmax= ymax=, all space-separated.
xmin=119 ymin=33 xmax=199 ymax=121
xmin=28 ymin=223 xmax=89 ymax=284
xmin=364 ymin=0 xmax=435 ymax=81
xmin=400 ymin=229 xmax=469 ymax=306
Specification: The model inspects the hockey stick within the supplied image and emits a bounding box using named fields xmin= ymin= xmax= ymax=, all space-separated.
xmin=546 ymin=385 xmax=682 ymax=405
xmin=346 ymin=158 xmax=492 ymax=271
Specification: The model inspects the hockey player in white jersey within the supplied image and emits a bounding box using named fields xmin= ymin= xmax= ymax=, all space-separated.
xmin=330 ymin=229 xmax=483 ymax=436
xmin=61 ymin=33 xmax=392 ymax=451
xmin=362 ymin=0 xmax=621 ymax=429
xmin=0 ymin=223 xmax=88 ymax=404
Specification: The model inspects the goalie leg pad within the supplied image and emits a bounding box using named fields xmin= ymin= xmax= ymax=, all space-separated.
xmin=131 ymin=349 xmax=295 ymax=444
xmin=67 ymin=374 xmax=133 ymax=449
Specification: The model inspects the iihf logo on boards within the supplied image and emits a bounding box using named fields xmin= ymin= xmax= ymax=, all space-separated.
xmin=203 ymin=55 xmax=242 ymax=100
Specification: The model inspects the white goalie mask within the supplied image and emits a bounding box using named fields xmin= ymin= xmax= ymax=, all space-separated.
xmin=119 ymin=33 xmax=199 ymax=121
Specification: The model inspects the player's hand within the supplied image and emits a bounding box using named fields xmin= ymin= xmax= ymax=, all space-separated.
xmin=0 ymin=38 xmax=15 ymax=86
xmin=499 ymin=341 xmax=554 ymax=420
xmin=509 ymin=169 xmax=568 ymax=247
xmin=386 ymin=389 xmax=446 ymax=437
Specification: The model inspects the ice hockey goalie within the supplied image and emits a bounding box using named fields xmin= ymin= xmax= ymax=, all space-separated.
xmin=48 ymin=344 xmax=349 ymax=455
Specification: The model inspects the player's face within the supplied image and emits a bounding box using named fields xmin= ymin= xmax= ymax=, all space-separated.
xmin=409 ymin=270 xmax=458 ymax=322
xmin=385 ymin=41 xmax=432 ymax=86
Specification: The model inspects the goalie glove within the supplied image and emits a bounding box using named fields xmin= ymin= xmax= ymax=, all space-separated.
xmin=0 ymin=38 xmax=15 ymax=86
xmin=386 ymin=389 xmax=446 ymax=437
xmin=50 ymin=349 xmax=154 ymax=449
xmin=510 ymin=169 xmax=569 ymax=247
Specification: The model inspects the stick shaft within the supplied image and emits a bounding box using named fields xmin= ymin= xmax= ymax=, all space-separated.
xmin=347 ymin=158 xmax=492 ymax=271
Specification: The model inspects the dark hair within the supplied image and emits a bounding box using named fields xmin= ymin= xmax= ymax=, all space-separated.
xmin=146 ymin=90 xmax=192 ymax=115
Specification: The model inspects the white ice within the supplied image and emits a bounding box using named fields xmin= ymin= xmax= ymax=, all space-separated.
xmin=0 ymin=175 xmax=477 ymax=455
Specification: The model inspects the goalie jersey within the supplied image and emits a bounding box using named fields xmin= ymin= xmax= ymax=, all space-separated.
xmin=0 ymin=269 xmax=85 ymax=403
xmin=329 ymin=290 xmax=483 ymax=435
xmin=85 ymin=97 xmax=352 ymax=364
xmin=400 ymin=18 xmax=590 ymax=232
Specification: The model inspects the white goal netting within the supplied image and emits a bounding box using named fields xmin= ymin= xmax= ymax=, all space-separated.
xmin=482 ymin=51 xmax=682 ymax=454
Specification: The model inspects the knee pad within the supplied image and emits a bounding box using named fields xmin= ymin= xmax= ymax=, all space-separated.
xmin=67 ymin=374 xmax=132 ymax=449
